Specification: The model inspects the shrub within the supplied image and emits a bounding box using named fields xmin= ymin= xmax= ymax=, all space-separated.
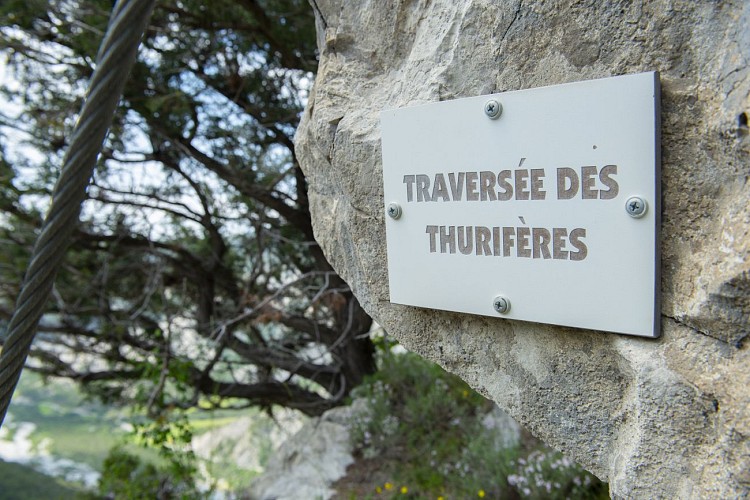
xmin=349 ymin=350 xmax=607 ymax=499
xmin=95 ymin=447 xmax=204 ymax=500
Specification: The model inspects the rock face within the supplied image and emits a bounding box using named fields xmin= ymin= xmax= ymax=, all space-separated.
xmin=248 ymin=401 xmax=364 ymax=500
xmin=296 ymin=1 xmax=749 ymax=498
xmin=192 ymin=410 xmax=303 ymax=476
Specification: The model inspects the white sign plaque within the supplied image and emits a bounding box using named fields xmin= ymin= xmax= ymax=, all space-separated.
xmin=381 ymin=72 xmax=660 ymax=337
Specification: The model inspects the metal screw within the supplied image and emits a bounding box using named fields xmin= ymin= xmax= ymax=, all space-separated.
xmin=493 ymin=296 xmax=510 ymax=314
xmin=625 ymin=196 xmax=647 ymax=218
xmin=386 ymin=202 xmax=402 ymax=220
xmin=484 ymin=99 xmax=502 ymax=119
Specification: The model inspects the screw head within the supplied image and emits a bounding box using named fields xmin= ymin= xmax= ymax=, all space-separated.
xmin=625 ymin=196 xmax=648 ymax=218
xmin=386 ymin=202 xmax=402 ymax=220
xmin=484 ymin=99 xmax=502 ymax=119
xmin=493 ymin=296 xmax=510 ymax=314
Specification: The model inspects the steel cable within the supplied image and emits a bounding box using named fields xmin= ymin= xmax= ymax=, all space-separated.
xmin=0 ymin=0 xmax=156 ymax=427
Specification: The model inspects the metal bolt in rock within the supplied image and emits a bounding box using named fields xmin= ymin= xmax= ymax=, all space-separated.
xmin=484 ymin=99 xmax=502 ymax=119
xmin=625 ymin=196 xmax=648 ymax=218
xmin=386 ymin=202 xmax=402 ymax=220
xmin=493 ymin=296 xmax=510 ymax=314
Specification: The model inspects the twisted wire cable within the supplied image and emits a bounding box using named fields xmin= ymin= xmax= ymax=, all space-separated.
xmin=0 ymin=0 xmax=156 ymax=426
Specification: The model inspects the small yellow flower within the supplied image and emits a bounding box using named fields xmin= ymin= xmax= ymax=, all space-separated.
xmin=375 ymin=486 xmax=382 ymax=494
xmin=437 ymin=497 xmax=445 ymax=500
xmin=462 ymin=389 xmax=469 ymax=398
xmin=478 ymin=489 xmax=486 ymax=498
xmin=385 ymin=482 xmax=393 ymax=491
xmin=401 ymin=486 xmax=409 ymax=494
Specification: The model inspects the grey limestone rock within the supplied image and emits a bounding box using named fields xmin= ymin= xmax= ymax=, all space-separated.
xmin=296 ymin=1 xmax=750 ymax=497
xmin=248 ymin=401 xmax=365 ymax=500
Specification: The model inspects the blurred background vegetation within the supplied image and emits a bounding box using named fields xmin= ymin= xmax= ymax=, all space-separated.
xmin=0 ymin=342 xmax=608 ymax=499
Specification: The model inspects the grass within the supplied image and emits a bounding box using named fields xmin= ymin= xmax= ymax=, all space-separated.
xmin=188 ymin=415 xmax=241 ymax=432
xmin=0 ymin=459 xmax=86 ymax=500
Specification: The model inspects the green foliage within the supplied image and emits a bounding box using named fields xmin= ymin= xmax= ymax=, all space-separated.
xmin=95 ymin=446 xmax=205 ymax=500
xmin=349 ymin=351 xmax=608 ymax=499
xmin=131 ymin=413 xmax=197 ymax=483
